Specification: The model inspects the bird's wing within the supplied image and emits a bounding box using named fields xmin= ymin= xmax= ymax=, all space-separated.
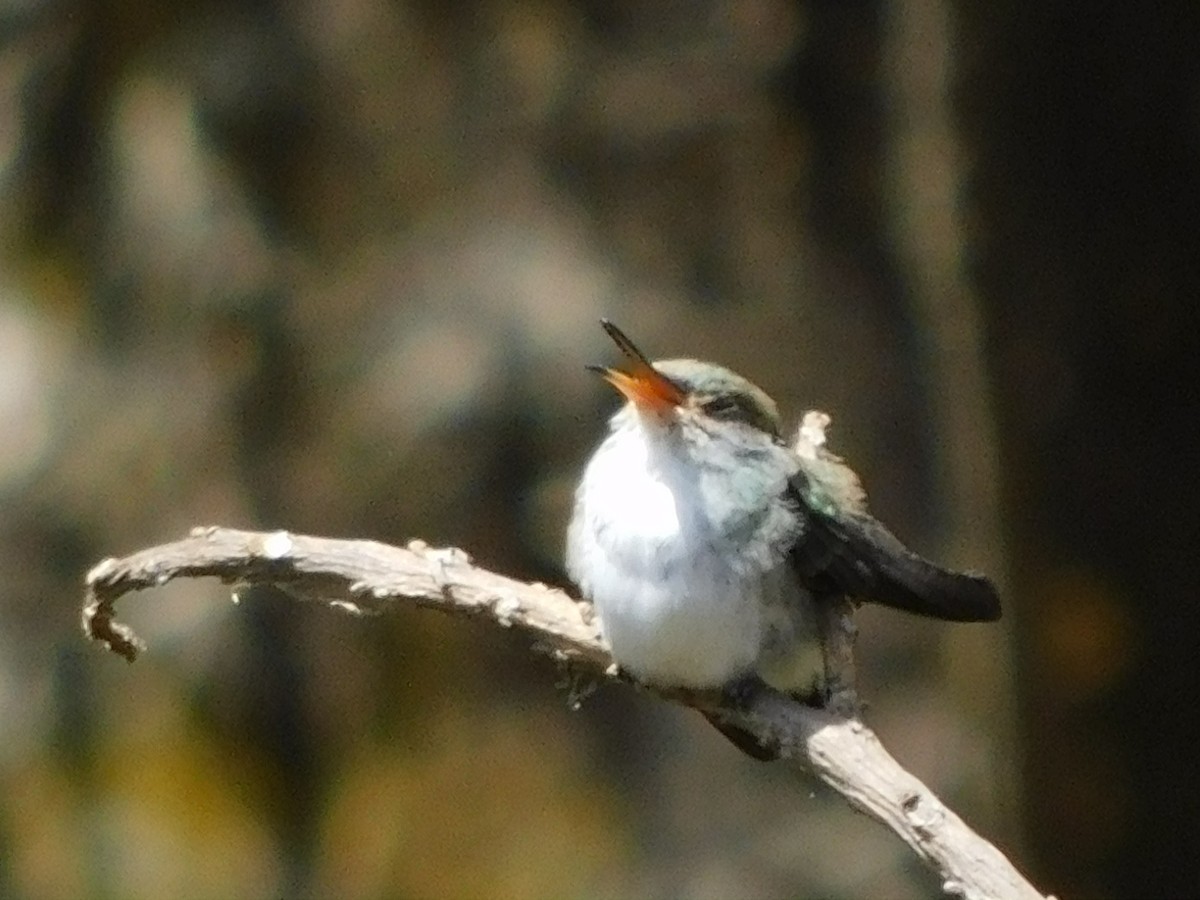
xmin=786 ymin=465 xmax=1001 ymax=623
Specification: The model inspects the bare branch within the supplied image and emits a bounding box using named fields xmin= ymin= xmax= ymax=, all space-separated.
xmin=82 ymin=526 xmax=1050 ymax=900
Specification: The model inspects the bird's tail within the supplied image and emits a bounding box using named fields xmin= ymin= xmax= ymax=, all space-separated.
xmin=702 ymin=714 xmax=781 ymax=761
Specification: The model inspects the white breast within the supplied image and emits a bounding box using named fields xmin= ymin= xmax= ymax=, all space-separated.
xmin=565 ymin=421 xmax=770 ymax=688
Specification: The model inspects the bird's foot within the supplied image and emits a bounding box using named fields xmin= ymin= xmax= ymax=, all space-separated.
xmin=796 ymin=681 xmax=828 ymax=709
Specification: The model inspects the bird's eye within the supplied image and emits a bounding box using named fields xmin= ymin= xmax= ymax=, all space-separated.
xmin=700 ymin=395 xmax=743 ymax=419
xmin=697 ymin=392 xmax=779 ymax=436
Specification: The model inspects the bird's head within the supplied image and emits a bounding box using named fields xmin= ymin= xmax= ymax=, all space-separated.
xmin=589 ymin=320 xmax=782 ymax=438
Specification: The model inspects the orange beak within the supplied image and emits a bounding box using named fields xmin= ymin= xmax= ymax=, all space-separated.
xmin=588 ymin=320 xmax=684 ymax=412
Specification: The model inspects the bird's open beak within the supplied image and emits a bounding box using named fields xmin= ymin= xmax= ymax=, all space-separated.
xmin=588 ymin=320 xmax=684 ymax=411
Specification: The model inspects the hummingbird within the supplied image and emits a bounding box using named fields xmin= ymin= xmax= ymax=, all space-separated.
xmin=565 ymin=320 xmax=1001 ymax=759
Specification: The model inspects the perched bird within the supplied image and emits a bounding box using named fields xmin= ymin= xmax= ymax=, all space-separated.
xmin=565 ymin=320 xmax=1001 ymax=758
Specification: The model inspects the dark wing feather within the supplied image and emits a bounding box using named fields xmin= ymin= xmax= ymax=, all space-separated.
xmin=787 ymin=473 xmax=1001 ymax=623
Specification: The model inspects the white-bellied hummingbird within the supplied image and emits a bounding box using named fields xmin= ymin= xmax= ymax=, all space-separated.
xmin=565 ymin=320 xmax=1001 ymax=759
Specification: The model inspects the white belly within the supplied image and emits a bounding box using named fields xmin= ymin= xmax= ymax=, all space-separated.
xmin=566 ymin=425 xmax=772 ymax=688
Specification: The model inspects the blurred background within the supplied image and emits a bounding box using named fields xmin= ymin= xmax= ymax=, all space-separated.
xmin=1 ymin=0 xmax=1197 ymax=897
